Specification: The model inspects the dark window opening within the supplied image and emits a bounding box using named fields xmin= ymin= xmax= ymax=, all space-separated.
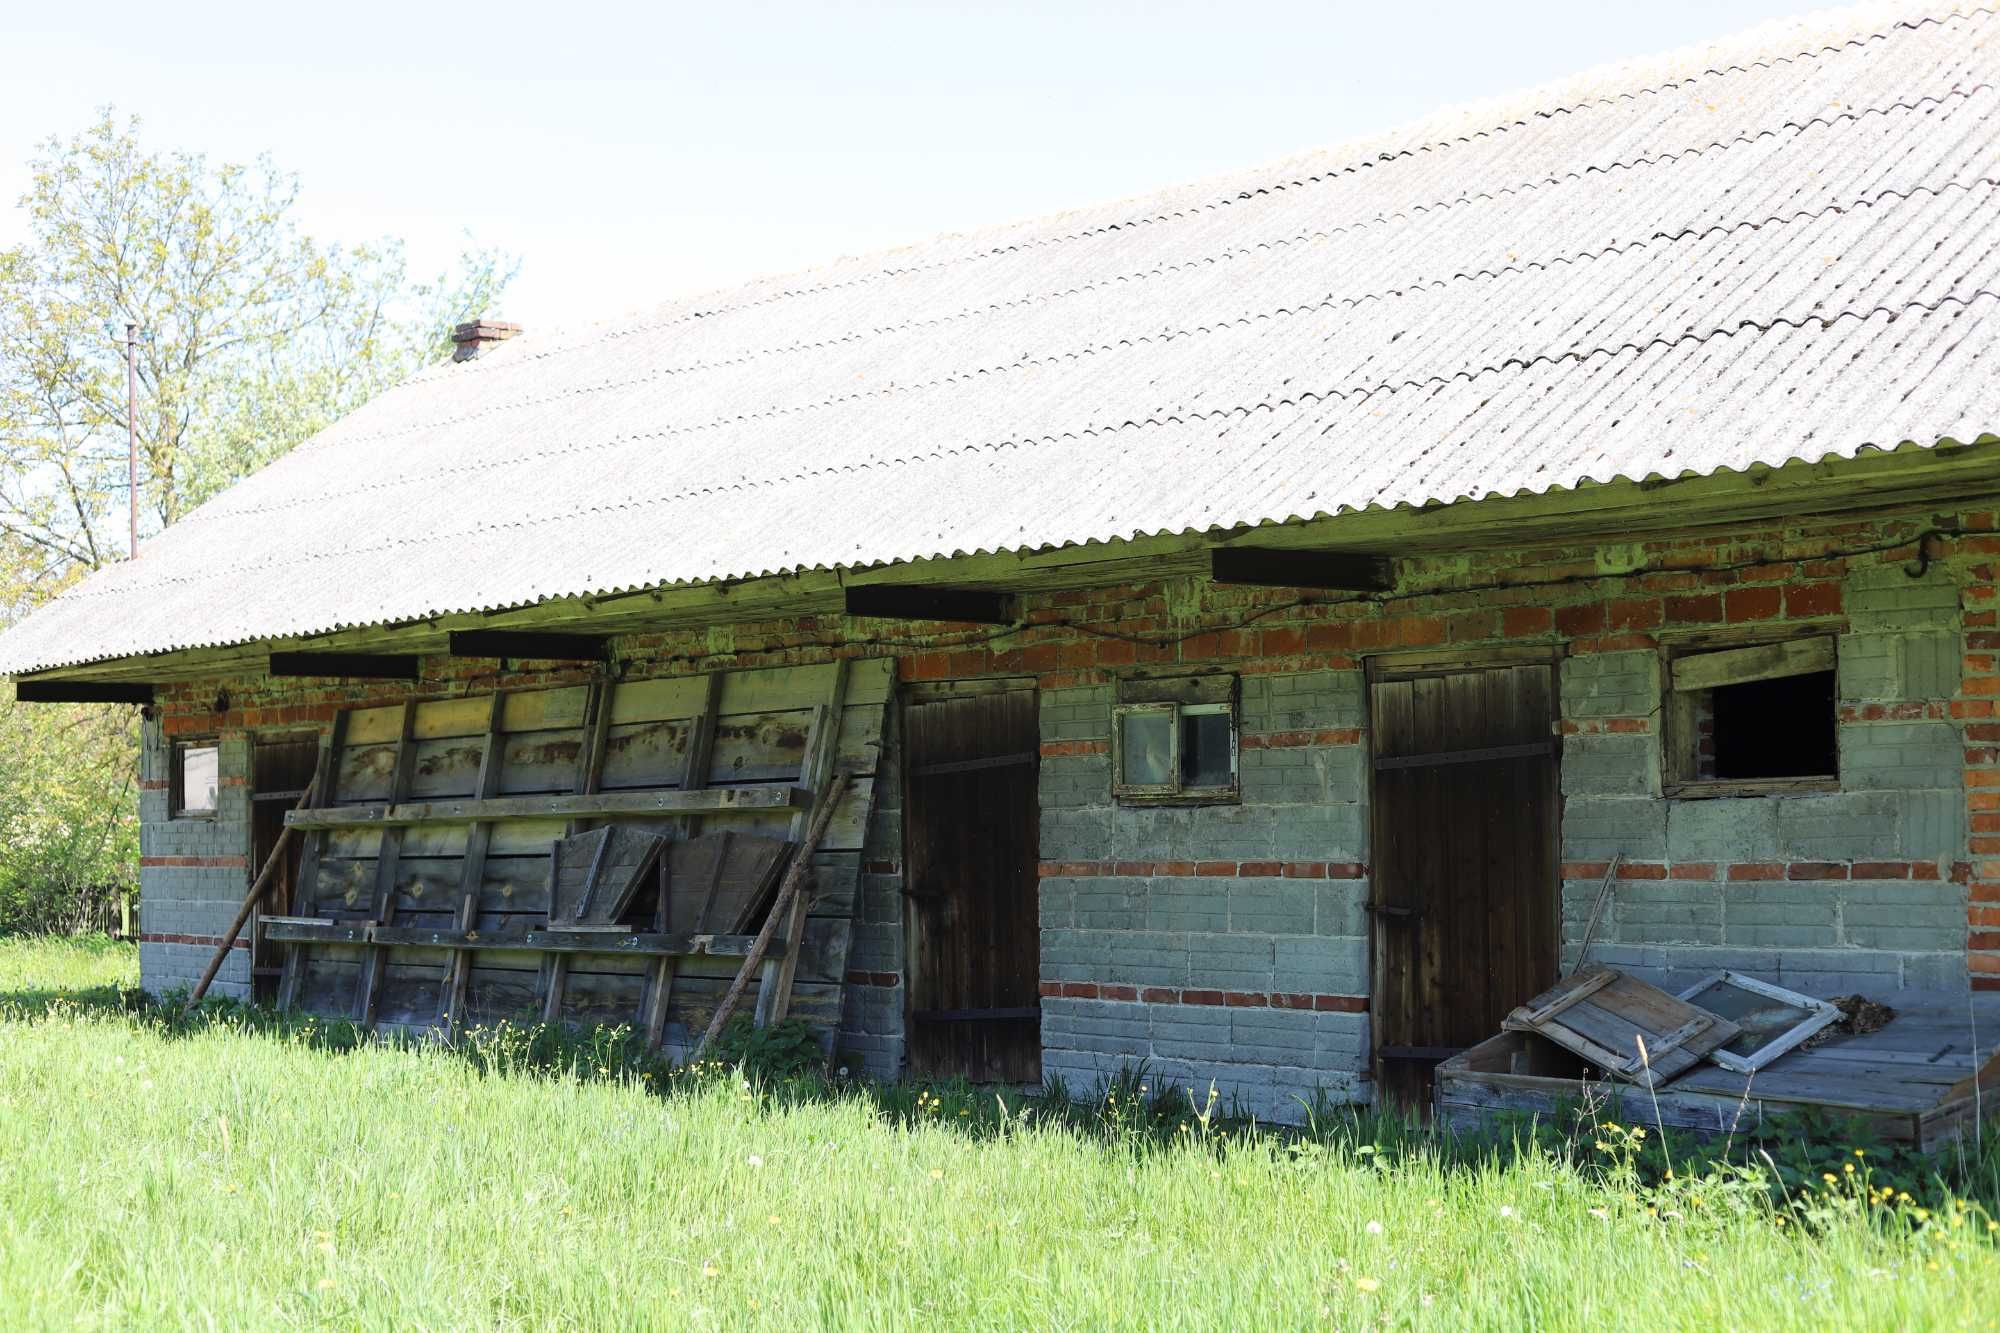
xmin=1179 ymin=709 xmax=1234 ymax=788
xmin=1708 ymin=670 xmax=1836 ymax=779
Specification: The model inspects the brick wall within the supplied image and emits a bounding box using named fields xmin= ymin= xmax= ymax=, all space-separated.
xmin=135 ymin=501 xmax=1991 ymax=1111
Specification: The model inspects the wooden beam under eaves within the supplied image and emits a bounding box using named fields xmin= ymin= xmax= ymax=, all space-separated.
xmin=1209 ymin=547 xmax=1393 ymax=592
xmin=844 ymin=585 xmax=1018 ymax=625
xmin=268 ymin=652 xmax=422 ymax=681
xmin=445 ymin=630 xmax=608 ymax=662
xmin=13 ymin=679 xmax=155 ymax=705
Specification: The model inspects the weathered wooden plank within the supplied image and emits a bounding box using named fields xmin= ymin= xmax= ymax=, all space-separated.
xmin=266 ymin=918 xmax=783 ymax=957
xmin=290 ymin=785 xmax=807 ymax=831
xmin=354 ymin=701 xmax=419 ymax=1025
xmin=496 ymin=728 xmax=589 ymax=795
xmin=599 ymin=718 xmax=693 ymax=790
xmin=1672 ymin=636 xmax=1835 ymax=693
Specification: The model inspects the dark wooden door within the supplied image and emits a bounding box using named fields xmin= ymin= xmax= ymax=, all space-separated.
xmin=1369 ymin=662 xmax=1560 ymax=1109
xmin=250 ymin=735 xmax=319 ymax=1001
xmin=903 ymin=688 xmax=1041 ymax=1083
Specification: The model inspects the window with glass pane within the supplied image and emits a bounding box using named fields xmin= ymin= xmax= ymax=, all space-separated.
xmin=1112 ymin=689 xmax=1237 ymax=803
xmin=1119 ymin=707 xmax=1175 ymax=788
xmin=1179 ymin=706 xmax=1234 ymax=789
xmin=174 ymin=742 xmax=220 ymax=817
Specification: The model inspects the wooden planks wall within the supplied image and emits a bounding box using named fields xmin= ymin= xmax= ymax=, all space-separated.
xmin=280 ymin=658 xmax=893 ymax=1052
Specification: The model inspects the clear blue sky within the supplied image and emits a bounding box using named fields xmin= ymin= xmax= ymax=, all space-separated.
xmin=2 ymin=0 xmax=1827 ymax=332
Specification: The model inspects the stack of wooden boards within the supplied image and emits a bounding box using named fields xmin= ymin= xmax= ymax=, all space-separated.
xmin=259 ymin=659 xmax=891 ymax=1054
xmin=1437 ymin=963 xmax=2000 ymax=1151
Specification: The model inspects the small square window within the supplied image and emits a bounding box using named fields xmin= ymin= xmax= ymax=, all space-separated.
xmin=172 ymin=742 xmax=220 ymax=818
xmin=1112 ymin=679 xmax=1238 ymax=803
xmin=1665 ymin=635 xmax=1838 ymax=797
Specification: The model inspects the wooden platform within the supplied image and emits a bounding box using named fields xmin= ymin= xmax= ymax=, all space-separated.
xmin=1436 ymin=992 xmax=2000 ymax=1152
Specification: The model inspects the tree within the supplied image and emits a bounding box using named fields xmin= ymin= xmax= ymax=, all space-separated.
xmin=0 ymin=110 xmax=514 ymax=931
xmin=0 ymin=109 xmax=514 ymax=587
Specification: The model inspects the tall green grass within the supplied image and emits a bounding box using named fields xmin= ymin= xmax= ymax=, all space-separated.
xmin=3 ymin=934 xmax=1996 ymax=1330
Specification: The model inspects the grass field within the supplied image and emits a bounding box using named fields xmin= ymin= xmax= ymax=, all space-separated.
xmin=4 ymin=935 xmax=1999 ymax=1330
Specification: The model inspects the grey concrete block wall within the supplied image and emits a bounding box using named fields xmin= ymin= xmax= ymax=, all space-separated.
xmin=1037 ymin=670 xmax=1374 ymax=1120
xmin=1554 ymin=564 xmax=1969 ymax=993
xmin=1041 ymin=997 xmax=1370 ymax=1121
xmin=137 ymin=726 xmax=254 ymax=1001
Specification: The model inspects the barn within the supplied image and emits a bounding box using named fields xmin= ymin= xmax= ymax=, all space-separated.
xmin=3 ymin=0 xmax=1998 ymax=1125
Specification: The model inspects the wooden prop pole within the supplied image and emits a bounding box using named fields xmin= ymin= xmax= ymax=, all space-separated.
xmin=188 ymin=776 xmax=318 ymax=1002
xmin=691 ymin=773 xmax=848 ymax=1061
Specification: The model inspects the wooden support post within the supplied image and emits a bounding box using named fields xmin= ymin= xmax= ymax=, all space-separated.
xmin=441 ymin=692 xmax=506 ymax=1034
xmin=354 ymin=701 xmax=418 ymax=1026
xmin=189 ymin=777 xmax=318 ymax=1002
xmin=542 ymin=678 xmax=614 ymax=1026
xmin=277 ymin=714 xmax=346 ymax=1014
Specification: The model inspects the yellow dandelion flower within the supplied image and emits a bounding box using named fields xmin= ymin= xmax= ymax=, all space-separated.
xmin=1354 ymin=1277 xmax=1380 ymax=1293
xmin=316 ymin=1278 xmax=336 ymax=1291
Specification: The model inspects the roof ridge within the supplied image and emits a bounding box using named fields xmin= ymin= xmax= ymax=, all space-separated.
xmin=424 ymin=0 xmax=1985 ymax=374
xmin=115 ymin=291 xmax=1997 ymax=597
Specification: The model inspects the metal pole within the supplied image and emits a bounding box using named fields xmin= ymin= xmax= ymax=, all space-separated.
xmin=125 ymin=322 xmax=138 ymax=560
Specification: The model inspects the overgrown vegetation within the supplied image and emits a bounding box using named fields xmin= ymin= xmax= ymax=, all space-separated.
xmin=3 ymin=935 xmax=1998 ymax=1328
xmin=0 ymin=112 xmax=513 ymax=931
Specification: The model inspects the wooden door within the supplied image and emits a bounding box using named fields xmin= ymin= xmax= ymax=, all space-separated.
xmin=903 ymin=688 xmax=1041 ymax=1083
xmin=1369 ymin=662 xmax=1560 ymax=1108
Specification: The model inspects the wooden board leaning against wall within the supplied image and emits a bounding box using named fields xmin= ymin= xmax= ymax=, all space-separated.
xmin=263 ymin=658 xmax=893 ymax=1056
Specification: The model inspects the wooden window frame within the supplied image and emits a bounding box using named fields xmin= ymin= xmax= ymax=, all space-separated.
xmin=171 ymin=738 xmax=221 ymax=820
xmin=1110 ymin=690 xmax=1239 ymax=806
xmin=1661 ymin=627 xmax=1841 ymax=800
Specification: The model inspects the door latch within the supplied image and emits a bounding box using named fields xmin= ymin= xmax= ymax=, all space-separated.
xmin=1365 ymin=903 xmax=1420 ymax=920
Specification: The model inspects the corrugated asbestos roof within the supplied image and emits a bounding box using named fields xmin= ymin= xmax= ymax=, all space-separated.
xmin=4 ymin=0 xmax=1998 ymax=674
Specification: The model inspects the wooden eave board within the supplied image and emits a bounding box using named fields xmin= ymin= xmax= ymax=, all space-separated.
xmin=1503 ymin=966 xmax=1740 ymax=1087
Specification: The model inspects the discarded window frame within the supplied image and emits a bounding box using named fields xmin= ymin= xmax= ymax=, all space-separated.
xmin=1663 ymin=633 xmax=1838 ymax=797
xmin=1675 ymin=970 xmax=1841 ymax=1074
xmin=172 ymin=741 xmax=220 ymax=818
xmin=1111 ymin=674 xmax=1238 ymax=804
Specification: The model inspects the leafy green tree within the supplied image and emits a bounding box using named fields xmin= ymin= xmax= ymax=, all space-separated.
xmin=0 ymin=109 xmax=513 ymax=577
xmin=0 ymin=109 xmax=514 ymax=931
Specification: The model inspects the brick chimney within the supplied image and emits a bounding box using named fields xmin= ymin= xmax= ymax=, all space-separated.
xmin=452 ymin=318 xmax=522 ymax=362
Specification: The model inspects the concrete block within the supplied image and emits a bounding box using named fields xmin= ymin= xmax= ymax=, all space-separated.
xmin=1073 ymin=882 xmax=1146 ymax=930
xmin=1187 ymin=933 xmax=1276 ymax=990
xmin=1314 ymin=880 xmax=1369 ymax=938
xmin=1840 ymin=720 xmax=1964 ymax=791
xmin=1720 ymin=881 xmax=1838 ymax=949
xmin=1227 ymin=1007 xmax=1319 ymax=1064
xmin=1896 ymin=791 xmax=1965 ymax=861
xmin=1144 ymin=878 xmax=1228 ymax=933
xmin=1666 ymin=798 xmax=1779 ymax=862
xmin=1040 ymin=807 xmax=1113 ymax=862
xmin=1228 ymin=878 xmax=1314 ymax=935
xmin=1776 ymin=792 xmax=1901 ymax=860
xmin=1561 ymin=651 xmax=1660 ymax=719
xmin=1614 ymin=879 xmax=1723 ymax=946
xmin=1273 ymin=936 xmax=1367 ymax=994
xmin=1562 ymin=798 xmax=1668 ymax=860
xmin=1844 ymin=564 xmax=1959 ymax=633
xmin=1561 ymin=734 xmax=1656 ymax=797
